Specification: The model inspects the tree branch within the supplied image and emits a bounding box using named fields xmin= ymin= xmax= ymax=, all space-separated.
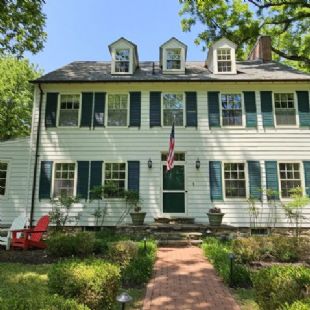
xmin=248 ymin=0 xmax=310 ymax=9
xmin=271 ymin=46 xmax=310 ymax=64
xmin=265 ymin=12 xmax=310 ymax=25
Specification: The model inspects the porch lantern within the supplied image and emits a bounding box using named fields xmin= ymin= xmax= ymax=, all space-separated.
xmin=195 ymin=158 xmax=200 ymax=169
xmin=148 ymin=159 xmax=152 ymax=169
xmin=116 ymin=292 xmax=132 ymax=310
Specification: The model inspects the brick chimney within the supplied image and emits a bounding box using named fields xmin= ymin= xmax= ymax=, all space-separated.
xmin=248 ymin=36 xmax=272 ymax=62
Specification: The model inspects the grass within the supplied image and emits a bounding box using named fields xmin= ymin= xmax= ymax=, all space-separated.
xmin=0 ymin=263 xmax=146 ymax=310
xmin=232 ymin=288 xmax=260 ymax=310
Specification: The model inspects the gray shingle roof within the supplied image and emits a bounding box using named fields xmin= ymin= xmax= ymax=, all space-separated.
xmin=33 ymin=60 xmax=310 ymax=83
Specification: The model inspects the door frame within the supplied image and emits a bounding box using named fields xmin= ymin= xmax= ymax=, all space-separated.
xmin=161 ymin=159 xmax=187 ymax=216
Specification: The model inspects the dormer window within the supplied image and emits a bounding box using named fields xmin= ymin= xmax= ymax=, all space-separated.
xmin=115 ymin=49 xmax=130 ymax=73
xmin=217 ymin=48 xmax=232 ymax=72
xmin=166 ymin=48 xmax=181 ymax=70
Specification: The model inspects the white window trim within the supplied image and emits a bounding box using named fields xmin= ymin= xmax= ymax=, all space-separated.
xmin=51 ymin=161 xmax=77 ymax=198
xmin=162 ymin=47 xmax=185 ymax=74
xmin=165 ymin=48 xmax=182 ymax=71
xmin=57 ymin=93 xmax=82 ymax=128
xmin=111 ymin=48 xmax=133 ymax=75
xmin=217 ymin=48 xmax=233 ymax=73
xmin=272 ymin=91 xmax=299 ymax=128
xmin=219 ymin=92 xmax=246 ymax=128
xmin=105 ymin=93 xmax=130 ymax=128
xmin=102 ymin=161 xmax=127 ymax=200
xmin=0 ymin=160 xmax=10 ymax=199
xmin=222 ymin=161 xmax=248 ymax=201
xmin=277 ymin=161 xmax=305 ymax=201
xmin=214 ymin=47 xmax=236 ymax=75
xmin=161 ymin=92 xmax=186 ymax=128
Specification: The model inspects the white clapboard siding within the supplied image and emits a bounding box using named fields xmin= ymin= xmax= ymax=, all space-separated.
xmin=3 ymin=81 xmax=310 ymax=227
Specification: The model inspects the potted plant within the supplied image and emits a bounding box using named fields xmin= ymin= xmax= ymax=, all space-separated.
xmin=207 ymin=207 xmax=225 ymax=226
xmin=124 ymin=190 xmax=145 ymax=225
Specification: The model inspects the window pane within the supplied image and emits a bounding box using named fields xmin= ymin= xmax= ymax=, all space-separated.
xmin=108 ymin=95 xmax=128 ymax=126
xmin=115 ymin=49 xmax=130 ymax=73
xmin=166 ymin=49 xmax=181 ymax=69
xmin=274 ymin=93 xmax=296 ymax=126
xmin=59 ymin=95 xmax=80 ymax=127
xmin=221 ymin=94 xmax=242 ymax=126
xmin=279 ymin=163 xmax=301 ymax=198
xmin=224 ymin=162 xmax=246 ymax=198
xmin=54 ymin=163 xmax=75 ymax=197
xmin=163 ymin=94 xmax=184 ymax=126
xmin=104 ymin=162 xmax=126 ymax=198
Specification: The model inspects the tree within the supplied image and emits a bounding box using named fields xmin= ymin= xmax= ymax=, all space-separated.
xmin=0 ymin=57 xmax=41 ymax=140
xmin=0 ymin=0 xmax=46 ymax=56
xmin=179 ymin=0 xmax=310 ymax=71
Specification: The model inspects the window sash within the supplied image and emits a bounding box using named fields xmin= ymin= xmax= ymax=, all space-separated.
xmin=279 ymin=163 xmax=301 ymax=198
xmin=53 ymin=163 xmax=75 ymax=197
xmin=224 ymin=163 xmax=246 ymax=198
xmin=107 ymin=94 xmax=128 ymax=126
xmin=274 ymin=93 xmax=296 ymax=126
xmin=221 ymin=94 xmax=243 ymax=126
xmin=0 ymin=162 xmax=8 ymax=196
xmin=217 ymin=49 xmax=232 ymax=72
xmin=104 ymin=163 xmax=126 ymax=198
xmin=115 ymin=49 xmax=130 ymax=73
xmin=166 ymin=49 xmax=181 ymax=69
xmin=162 ymin=94 xmax=184 ymax=126
xmin=58 ymin=94 xmax=80 ymax=127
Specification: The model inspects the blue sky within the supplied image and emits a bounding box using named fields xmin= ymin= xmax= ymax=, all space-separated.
xmin=26 ymin=0 xmax=206 ymax=73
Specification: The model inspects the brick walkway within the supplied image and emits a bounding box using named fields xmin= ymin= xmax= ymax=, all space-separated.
xmin=143 ymin=247 xmax=240 ymax=310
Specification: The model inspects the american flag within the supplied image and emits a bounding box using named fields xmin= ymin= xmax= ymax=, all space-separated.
xmin=166 ymin=122 xmax=175 ymax=171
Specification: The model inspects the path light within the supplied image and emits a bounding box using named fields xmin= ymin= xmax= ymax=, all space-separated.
xmin=148 ymin=159 xmax=152 ymax=169
xmin=195 ymin=158 xmax=200 ymax=169
xmin=116 ymin=292 xmax=132 ymax=310
xmin=228 ymin=253 xmax=235 ymax=287
xmin=144 ymin=236 xmax=147 ymax=252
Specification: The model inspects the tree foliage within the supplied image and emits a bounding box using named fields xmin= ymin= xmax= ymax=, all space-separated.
xmin=179 ymin=0 xmax=310 ymax=71
xmin=0 ymin=0 xmax=47 ymax=56
xmin=0 ymin=57 xmax=41 ymax=140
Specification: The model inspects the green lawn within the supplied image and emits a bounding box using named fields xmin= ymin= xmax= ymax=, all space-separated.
xmin=0 ymin=263 xmax=145 ymax=310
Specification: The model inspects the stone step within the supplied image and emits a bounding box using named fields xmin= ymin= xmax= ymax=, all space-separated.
xmin=153 ymin=232 xmax=203 ymax=240
xmin=157 ymin=239 xmax=203 ymax=247
xmin=149 ymin=223 xmax=206 ymax=232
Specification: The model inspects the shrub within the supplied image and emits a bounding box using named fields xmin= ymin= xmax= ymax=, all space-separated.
xmin=122 ymin=240 xmax=157 ymax=286
xmin=47 ymin=232 xmax=96 ymax=258
xmin=0 ymin=294 xmax=89 ymax=310
xmin=48 ymin=259 xmax=120 ymax=310
xmin=270 ymin=236 xmax=299 ymax=262
xmin=202 ymin=238 xmax=252 ymax=288
xmin=108 ymin=240 xmax=139 ymax=267
xmin=232 ymin=237 xmax=262 ymax=263
xmin=252 ymin=265 xmax=310 ymax=310
xmin=281 ymin=299 xmax=310 ymax=310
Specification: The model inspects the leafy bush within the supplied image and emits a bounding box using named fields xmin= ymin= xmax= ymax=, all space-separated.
xmin=252 ymin=265 xmax=310 ymax=310
xmin=202 ymin=238 xmax=252 ymax=288
xmin=122 ymin=240 xmax=157 ymax=286
xmin=270 ymin=236 xmax=299 ymax=262
xmin=232 ymin=237 xmax=262 ymax=263
xmin=47 ymin=232 xmax=96 ymax=258
xmin=48 ymin=259 xmax=120 ymax=310
xmin=108 ymin=240 xmax=139 ymax=267
xmin=0 ymin=294 xmax=89 ymax=310
xmin=281 ymin=299 xmax=310 ymax=310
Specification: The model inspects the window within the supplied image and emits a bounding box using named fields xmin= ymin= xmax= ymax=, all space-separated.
xmin=0 ymin=161 xmax=8 ymax=196
xmin=107 ymin=94 xmax=128 ymax=126
xmin=53 ymin=163 xmax=75 ymax=197
xmin=217 ymin=48 xmax=232 ymax=72
xmin=224 ymin=163 xmax=246 ymax=198
xmin=163 ymin=93 xmax=184 ymax=126
xmin=115 ymin=49 xmax=130 ymax=73
xmin=221 ymin=94 xmax=243 ymax=126
xmin=274 ymin=93 xmax=297 ymax=126
xmin=58 ymin=94 xmax=80 ymax=127
xmin=279 ymin=163 xmax=301 ymax=198
xmin=166 ymin=49 xmax=181 ymax=69
xmin=105 ymin=163 xmax=126 ymax=198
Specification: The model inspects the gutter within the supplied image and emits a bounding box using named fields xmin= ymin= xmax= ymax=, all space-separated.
xmin=30 ymin=83 xmax=44 ymax=227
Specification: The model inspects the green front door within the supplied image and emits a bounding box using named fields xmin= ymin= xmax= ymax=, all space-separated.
xmin=162 ymin=165 xmax=185 ymax=213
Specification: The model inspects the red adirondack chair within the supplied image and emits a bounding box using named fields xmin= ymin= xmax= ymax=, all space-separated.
xmin=11 ymin=215 xmax=49 ymax=250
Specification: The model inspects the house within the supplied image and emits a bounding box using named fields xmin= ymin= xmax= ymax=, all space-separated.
xmin=1 ymin=36 xmax=310 ymax=228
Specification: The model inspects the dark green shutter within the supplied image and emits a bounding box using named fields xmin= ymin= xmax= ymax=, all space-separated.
xmin=244 ymin=91 xmax=257 ymax=128
xmin=94 ymin=92 xmax=105 ymax=127
xmin=209 ymin=161 xmax=223 ymax=201
xmin=81 ymin=92 xmax=93 ymax=128
xmin=45 ymin=93 xmax=58 ymax=128
xmin=303 ymin=161 xmax=310 ymax=196
xmin=130 ymin=92 xmax=141 ymax=127
xmin=265 ymin=161 xmax=279 ymax=200
xmin=261 ymin=91 xmax=274 ymax=128
xmin=208 ymin=92 xmax=220 ymax=128
xmin=248 ymin=161 xmax=261 ymax=200
xmin=90 ymin=161 xmax=103 ymax=199
xmin=150 ymin=92 xmax=161 ymax=127
xmin=297 ymin=91 xmax=310 ymax=127
xmin=77 ymin=161 xmax=90 ymax=200
xmin=128 ymin=161 xmax=140 ymax=193
xmin=39 ymin=161 xmax=53 ymax=199
xmin=185 ymin=92 xmax=197 ymax=127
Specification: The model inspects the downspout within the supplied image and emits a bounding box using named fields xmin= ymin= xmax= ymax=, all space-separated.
xmin=30 ymin=83 xmax=44 ymax=227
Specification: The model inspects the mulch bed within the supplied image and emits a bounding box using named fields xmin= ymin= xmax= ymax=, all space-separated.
xmin=0 ymin=248 xmax=57 ymax=264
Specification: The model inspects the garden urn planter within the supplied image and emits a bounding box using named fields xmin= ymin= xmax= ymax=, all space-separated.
xmin=130 ymin=212 xmax=146 ymax=225
xmin=207 ymin=212 xmax=225 ymax=226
